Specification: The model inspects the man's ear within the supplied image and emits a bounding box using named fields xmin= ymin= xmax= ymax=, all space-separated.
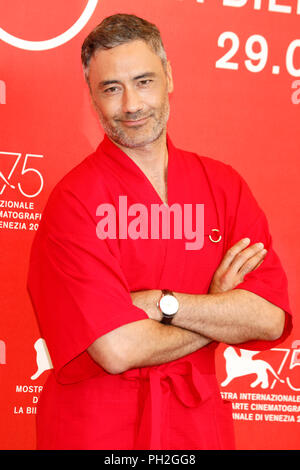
xmin=166 ymin=61 xmax=174 ymax=93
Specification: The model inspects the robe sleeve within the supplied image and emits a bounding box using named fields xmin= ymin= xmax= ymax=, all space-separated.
xmin=27 ymin=183 xmax=148 ymax=384
xmin=225 ymin=166 xmax=292 ymax=351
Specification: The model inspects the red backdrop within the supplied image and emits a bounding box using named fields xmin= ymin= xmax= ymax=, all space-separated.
xmin=0 ymin=0 xmax=299 ymax=450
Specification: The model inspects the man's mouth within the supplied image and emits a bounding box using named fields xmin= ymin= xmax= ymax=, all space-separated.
xmin=120 ymin=115 xmax=151 ymax=127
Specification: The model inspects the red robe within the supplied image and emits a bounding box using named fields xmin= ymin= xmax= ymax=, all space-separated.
xmin=27 ymin=135 xmax=292 ymax=450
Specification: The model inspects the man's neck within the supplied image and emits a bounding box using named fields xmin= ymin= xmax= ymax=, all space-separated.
xmin=110 ymin=131 xmax=169 ymax=204
xmin=113 ymin=131 xmax=168 ymax=172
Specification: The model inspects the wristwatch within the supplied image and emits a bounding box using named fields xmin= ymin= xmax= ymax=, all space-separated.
xmin=157 ymin=290 xmax=179 ymax=324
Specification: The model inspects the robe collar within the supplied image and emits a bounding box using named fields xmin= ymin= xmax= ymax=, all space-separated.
xmin=97 ymin=133 xmax=176 ymax=173
xmin=96 ymin=133 xmax=178 ymax=205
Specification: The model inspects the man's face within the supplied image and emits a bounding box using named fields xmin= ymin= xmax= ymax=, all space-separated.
xmin=88 ymin=39 xmax=173 ymax=148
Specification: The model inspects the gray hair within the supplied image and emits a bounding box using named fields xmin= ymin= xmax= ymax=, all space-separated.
xmin=81 ymin=13 xmax=168 ymax=83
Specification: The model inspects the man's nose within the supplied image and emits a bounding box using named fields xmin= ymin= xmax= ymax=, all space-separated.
xmin=122 ymin=86 xmax=143 ymax=115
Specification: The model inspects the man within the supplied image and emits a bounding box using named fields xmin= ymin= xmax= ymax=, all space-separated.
xmin=27 ymin=14 xmax=292 ymax=450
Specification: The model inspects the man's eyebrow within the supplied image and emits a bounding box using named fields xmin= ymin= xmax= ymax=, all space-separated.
xmin=133 ymin=72 xmax=156 ymax=80
xmin=98 ymin=79 xmax=120 ymax=89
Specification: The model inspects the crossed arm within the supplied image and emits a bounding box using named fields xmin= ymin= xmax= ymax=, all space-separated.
xmin=87 ymin=238 xmax=285 ymax=374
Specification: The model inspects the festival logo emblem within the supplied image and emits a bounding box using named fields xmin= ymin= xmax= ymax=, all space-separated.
xmin=222 ymin=348 xmax=284 ymax=389
xmin=0 ymin=80 xmax=6 ymax=104
xmin=0 ymin=0 xmax=98 ymax=51
xmin=0 ymin=340 xmax=6 ymax=364
xmin=31 ymin=338 xmax=53 ymax=380
xmin=0 ymin=152 xmax=44 ymax=197
xmin=222 ymin=342 xmax=300 ymax=391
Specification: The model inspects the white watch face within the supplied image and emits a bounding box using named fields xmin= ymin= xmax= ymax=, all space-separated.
xmin=160 ymin=294 xmax=179 ymax=316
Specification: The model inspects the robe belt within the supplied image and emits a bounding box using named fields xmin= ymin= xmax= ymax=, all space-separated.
xmin=122 ymin=361 xmax=213 ymax=449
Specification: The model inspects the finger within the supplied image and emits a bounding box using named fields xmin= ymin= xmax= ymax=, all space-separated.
xmin=230 ymin=242 xmax=265 ymax=273
xmin=252 ymin=252 xmax=267 ymax=271
xmin=238 ymin=249 xmax=267 ymax=277
xmin=218 ymin=238 xmax=251 ymax=271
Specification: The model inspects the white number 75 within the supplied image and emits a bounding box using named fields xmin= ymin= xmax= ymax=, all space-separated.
xmin=17 ymin=154 xmax=44 ymax=198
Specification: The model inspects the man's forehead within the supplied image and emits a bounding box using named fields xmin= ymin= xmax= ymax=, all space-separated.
xmin=90 ymin=39 xmax=163 ymax=78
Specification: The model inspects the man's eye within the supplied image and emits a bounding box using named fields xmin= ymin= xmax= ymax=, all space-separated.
xmin=104 ymin=86 xmax=119 ymax=94
xmin=138 ymin=79 xmax=153 ymax=87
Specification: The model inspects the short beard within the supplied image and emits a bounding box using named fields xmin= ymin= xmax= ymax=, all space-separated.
xmin=97 ymin=98 xmax=170 ymax=149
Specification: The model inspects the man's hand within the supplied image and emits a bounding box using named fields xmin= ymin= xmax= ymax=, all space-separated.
xmin=128 ymin=237 xmax=283 ymax=346
xmin=209 ymin=238 xmax=267 ymax=294
xmin=131 ymin=238 xmax=267 ymax=318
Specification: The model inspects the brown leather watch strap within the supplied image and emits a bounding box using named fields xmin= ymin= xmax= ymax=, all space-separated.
xmin=161 ymin=315 xmax=173 ymax=325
